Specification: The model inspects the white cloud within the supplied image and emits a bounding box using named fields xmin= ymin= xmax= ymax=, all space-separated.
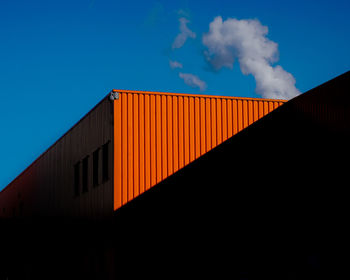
xmin=179 ymin=72 xmax=207 ymax=91
xmin=172 ymin=17 xmax=196 ymax=49
xmin=169 ymin=60 xmax=183 ymax=69
xmin=202 ymin=16 xmax=300 ymax=99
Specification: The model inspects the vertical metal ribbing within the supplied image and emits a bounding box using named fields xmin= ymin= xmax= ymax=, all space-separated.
xmin=237 ymin=100 xmax=243 ymax=132
xmin=222 ymin=98 xmax=227 ymax=142
xmin=173 ymin=96 xmax=179 ymax=173
xmin=253 ymin=101 xmax=259 ymax=122
xmin=195 ymin=97 xmax=201 ymax=159
xmin=264 ymin=101 xmax=269 ymax=116
xmin=127 ymin=93 xmax=133 ymax=202
xmin=211 ymin=98 xmax=217 ymax=148
xmin=133 ymin=94 xmax=139 ymax=198
xmin=184 ymin=97 xmax=190 ymax=166
xmin=114 ymin=92 xmax=286 ymax=211
xmin=178 ymin=96 xmax=184 ymax=170
xmin=144 ymin=94 xmax=150 ymax=191
xmin=216 ymin=98 xmax=222 ymax=145
xmin=206 ymin=98 xmax=211 ymax=152
xmin=161 ymin=95 xmax=167 ymax=180
xmin=258 ymin=101 xmax=264 ymax=119
xmin=167 ymin=96 xmax=173 ymax=176
xmin=227 ymin=99 xmax=233 ymax=139
xmin=139 ymin=94 xmax=145 ymax=195
xmin=200 ymin=98 xmax=206 ymax=156
xmin=248 ymin=100 xmax=253 ymax=125
xmin=150 ymin=95 xmax=156 ymax=187
xmin=156 ymin=95 xmax=162 ymax=184
xmin=243 ymin=100 xmax=248 ymax=129
xmin=189 ymin=97 xmax=195 ymax=162
xmin=114 ymin=95 xmax=122 ymax=210
xmin=121 ymin=93 xmax=128 ymax=205
xmin=232 ymin=99 xmax=238 ymax=135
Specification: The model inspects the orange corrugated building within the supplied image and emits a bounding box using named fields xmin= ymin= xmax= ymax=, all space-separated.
xmin=0 ymin=90 xmax=285 ymax=217
xmin=2 ymin=72 xmax=350 ymax=279
xmin=112 ymin=90 xmax=284 ymax=210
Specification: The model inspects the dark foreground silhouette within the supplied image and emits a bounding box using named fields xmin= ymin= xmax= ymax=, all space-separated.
xmin=1 ymin=72 xmax=349 ymax=279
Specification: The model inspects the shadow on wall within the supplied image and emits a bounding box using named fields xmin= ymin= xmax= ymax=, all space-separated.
xmin=1 ymin=71 xmax=349 ymax=279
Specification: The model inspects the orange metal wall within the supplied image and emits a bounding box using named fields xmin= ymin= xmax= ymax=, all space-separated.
xmin=113 ymin=90 xmax=285 ymax=210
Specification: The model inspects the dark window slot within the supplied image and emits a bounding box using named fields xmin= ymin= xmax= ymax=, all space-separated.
xmin=74 ymin=162 xmax=80 ymax=197
xmin=82 ymin=156 xmax=89 ymax=193
xmin=102 ymin=142 xmax=109 ymax=182
xmin=93 ymin=148 xmax=100 ymax=187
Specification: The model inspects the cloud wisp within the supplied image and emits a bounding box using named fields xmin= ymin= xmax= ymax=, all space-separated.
xmin=179 ymin=72 xmax=207 ymax=92
xmin=169 ymin=60 xmax=183 ymax=69
xmin=202 ymin=16 xmax=300 ymax=99
xmin=172 ymin=17 xmax=196 ymax=49
xmin=169 ymin=17 xmax=206 ymax=92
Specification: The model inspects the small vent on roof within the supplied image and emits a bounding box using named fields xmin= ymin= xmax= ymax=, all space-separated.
xmin=110 ymin=91 xmax=119 ymax=100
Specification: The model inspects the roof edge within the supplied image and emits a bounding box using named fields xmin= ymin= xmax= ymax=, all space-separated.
xmin=112 ymin=89 xmax=287 ymax=102
xmin=1 ymin=93 xmax=111 ymax=194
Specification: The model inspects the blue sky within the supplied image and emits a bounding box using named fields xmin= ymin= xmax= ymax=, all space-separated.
xmin=0 ymin=0 xmax=349 ymax=190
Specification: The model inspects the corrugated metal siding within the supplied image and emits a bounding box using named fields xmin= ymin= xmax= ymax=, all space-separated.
xmin=0 ymin=97 xmax=114 ymax=218
xmin=113 ymin=91 xmax=285 ymax=210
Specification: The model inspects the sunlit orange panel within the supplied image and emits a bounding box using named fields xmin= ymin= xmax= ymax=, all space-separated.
xmin=113 ymin=90 xmax=286 ymax=210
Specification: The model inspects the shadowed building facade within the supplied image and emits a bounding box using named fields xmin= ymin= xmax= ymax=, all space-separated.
xmin=1 ymin=71 xmax=349 ymax=279
xmin=0 ymin=92 xmax=284 ymax=218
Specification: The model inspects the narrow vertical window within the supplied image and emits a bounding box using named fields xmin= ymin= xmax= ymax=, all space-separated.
xmin=93 ymin=148 xmax=100 ymax=187
xmin=74 ymin=161 xmax=80 ymax=197
xmin=102 ymin=142 xmax=109 ymax=182
xmin=82 ymin=156 xmax=89 ymax=193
